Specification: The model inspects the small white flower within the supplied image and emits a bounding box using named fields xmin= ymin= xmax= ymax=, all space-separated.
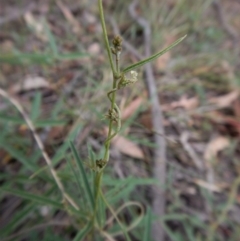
xmin=130 ymin=71 xmax=138 ymax=82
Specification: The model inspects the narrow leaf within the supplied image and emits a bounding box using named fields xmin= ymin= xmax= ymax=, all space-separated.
xmin=123 ymin=35 xmax=187 ymax=73
xmin=30 ymin=91 xmax=42 ymax=121
xmin=72 ymin=222 xmax=92 ymax=241
xmin=56 ymin=53 xmax=89 ymax=60
xmin=66 ymin=157 xmax=86 ymax=203
xmin=0 ymin=53 xmax=54 ymax=65
xmin=0 ymin=204 xmax=35 ymax=236
xmin=144 ymin=207 xmax=152 ymax=241
xmin=0 ymin=143 xmax=37 ymax=171
xmin=70 ymin=141 xmax=95 ymax=210
xmin=0 ymin=187 xmax=62 ymax=209
xmin=35 ymin=119 xmax=67 ymax=127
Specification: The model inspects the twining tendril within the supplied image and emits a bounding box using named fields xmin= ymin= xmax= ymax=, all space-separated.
xmin=104 ymin=88 xmax=121 ymax=144
xmin=104 ymin=70 xmax=138 ymax=149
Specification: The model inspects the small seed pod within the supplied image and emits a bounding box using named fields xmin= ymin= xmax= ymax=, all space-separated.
xmin=112 ymin=35 xmax=122 ymax=48
xmin=105 ymin=108 xmax=119 ymax=122
xmin=112 ymin=35 xmax=122 ymax=53
xmin=96 ymin=159 xmax=107 ymax=168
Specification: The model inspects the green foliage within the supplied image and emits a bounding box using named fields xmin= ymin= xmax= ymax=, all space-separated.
xmin=0 ymin=18 xmax=88 ymax=65
xmin=0 ymin=0 xmax=187 ymax=240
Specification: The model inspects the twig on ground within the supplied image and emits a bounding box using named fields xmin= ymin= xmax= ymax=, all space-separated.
xmin=0 ymin=88 xmax=79 ymax=211
xmin=128 ymin=1 xmax=167 ymax=240
xmin=180 ymin=132 xmax=204 ymax=171
xmin=56 ymin=0 xmax=81 ymax=34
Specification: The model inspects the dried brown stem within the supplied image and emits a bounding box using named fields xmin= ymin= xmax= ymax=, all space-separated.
xmin=0 ymin=88 xmax=79 ymax=210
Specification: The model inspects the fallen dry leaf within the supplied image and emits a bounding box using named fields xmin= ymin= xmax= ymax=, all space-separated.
xmin=24 ymin=12 xmax=47 ymax=41
xmin=209 ymin=90 xmax=239 ymax=108
xmin=112 ymin=135 xmax=144 ymax=159
xmin=193 ymin=179 xmax=222 ymax=192
xmin=204 ymin=136 xmax=230 ymax=160
xmin=140 ymin=112 xmax=170 ymax=129
xmin=162 ymin=95 xmax=199 ymax=111
xmin=155 ymin=51 xmax=171 ymax=71
xmin=48 ymin=126 xmax=66 ymax=140
xmin=233 ymin=99 xmax=240 ymax=119
xmin=122 ymin=96 xmax=146 ymax=120
xmin=87 ymin=43 xmax=101 ymax=55
xmin=205 ymin=111 xmax=240 ymax=135
xmin=155 ymin=35 xmax=176 ymax=71
xmin=103 ymin=127 xmax=144 ymax=159
xmin=11 ymin=76 xmax=50 ymax=93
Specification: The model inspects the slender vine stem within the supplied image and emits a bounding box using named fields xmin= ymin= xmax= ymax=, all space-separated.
xmin=98 ymin=0 xmax=116 ymax=77
xmin=92 ymin=1 xmax=123 ymax=233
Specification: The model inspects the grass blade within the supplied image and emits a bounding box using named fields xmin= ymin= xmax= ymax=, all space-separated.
xmin=56 ymin=53 xmax=89 ymax=60
xmin=0 ymin=143 xmax=37 ymax=172
xmin=72 ymin=222 xmax=92 ymax=241
xmin=0 ymin=203 xmax=35 ymax=236
xmin=0 ymin=187 xmax=63 ymax=209
xmin=35 ymin=119 xmax=67 ymax=127
xmin=66 ymin=157 xmax=87 ymax=204
xmin=122 ymin=35 xmax=186 ymax=73
xmin=30 ymin=91 xmax=42 ymax=121
xmin=0 ymin=53 xmax=54 ymax=65
xmin=69 ymin=141 xmax=95 ymax=210
xmin=143 ymin=207 xmax=152 ymax=241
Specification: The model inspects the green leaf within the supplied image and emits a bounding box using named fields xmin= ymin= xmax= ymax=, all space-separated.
xmin=122 ymin=35 xmax=187 ymax=73
xmin=144 ymin=207 xmax=152 ymax=241
xmin=30 ymin=92 xmax=42 ymax=121
xmin=35 ymin=119 xmax=67 ymax=127
xmin=0 ymin=113 xmax=25 ymax=124
xmin=70 ymin=141 xmax=95 ymax=210
xmin=0 ymin=203 xmax=35 ymax=236
xmin=0 ymin=143 xmax=38 ymax=172
xmin=56 ymin=53 xmax=89 ymax=60
xmin=0 ymin=53 xmax=54 ymax=65
xmin=0 ymin=115 xmax=66 ymax=127
xmin=0 ymin=187 xmax=63 ymax=209
xmin=72 ymin=222 xmax=92 ymax=241
xmin=30 ymin=127 xmax=84 ymax=179
xmin=66 ymin=157 xmax=86 ymax=203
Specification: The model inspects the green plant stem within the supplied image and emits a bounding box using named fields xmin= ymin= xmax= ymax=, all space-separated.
xmin=93 ymin=0 xmax=122 ymax=235
xmin=98 ymin=0 xmax=116 ymax=76
xmin=92 ymin=171 xmax=103 ymax=229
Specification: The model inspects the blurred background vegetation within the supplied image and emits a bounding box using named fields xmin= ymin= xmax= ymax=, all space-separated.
xmin=0 ymin=0 xmax=240 ymax=240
